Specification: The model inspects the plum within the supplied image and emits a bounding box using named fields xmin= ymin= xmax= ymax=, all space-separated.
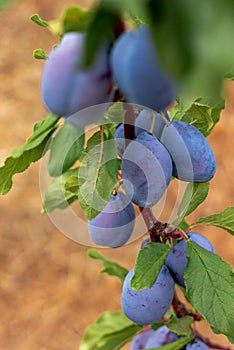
xmin=41 ymin=32 xmax=112 ymax=119
xmin=144 ymin=325 xmax=178 ymax=348
xmin=186 ymin=338 xmax=210 ymax=349
xmin=110 ymin=26 xmax=178 ymax=111
xmin=160 ymin=120 xmax=216 ymax=182
xmin=88 ymin=190 xmax=135 ymax=248
xmin=114 ymin=109 xmax=168 ymax=158
xmin=135 ymin=109 xmax=169 ymax=139
xmin=122 ymin=131 xmax=172 ymax=207
xmin=130 ymin=329 xmax=155 ymax=350
xmin=165 ymin=232 xmax=214 ymax=288
xmin=121 ymin=265 xmax=174 ymax=325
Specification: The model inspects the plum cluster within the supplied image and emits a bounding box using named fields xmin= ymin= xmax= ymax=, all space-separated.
xmin=130 ymin=326 xmax=209 ymax=349
xmin=115 ymin=108 xmax=216 ymax=206
xmin=41 ymin=20 xmax=217 ymax=349
xmin=41 ymin=25 xmax=216 ymax=248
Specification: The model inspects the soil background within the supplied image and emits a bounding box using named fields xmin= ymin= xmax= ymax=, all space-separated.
xmin=0 ymin=1 xmax=233 ymax=349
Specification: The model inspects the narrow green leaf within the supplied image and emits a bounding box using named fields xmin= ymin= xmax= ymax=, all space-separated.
xmin=33 ymin=48 xmax=48 ymax=60
xmin=48 ymin=122 xmax=84 ymax=177
xmin=30 ymin=14 xmax=49 ymax=27
xmin=166 ymin=316 xmax=193 ymax=336
xmin=131 ymin=243 xmax=170 ymax=290
xmin=0 ymin=115 xmax=58 ymax=195
xmin=146 ymin=0 xmax=194 ymax=77
xmin=178 ymin=182 xmax=209 ymax=218
xmin=80 ymin=311 xmax=142 ymax=350
xmin=0 ymin=140 xmax=50 ymax=195
xmin=78 ymin=131 xmax=118 ymax=220
xmin=11 ymin=114 xmax=58 ymax=158
xmin=88 ymin=249 xmax=128 ymax=284
xmin=83 ymin=7 xmax=119 ymax=66
xmin=145 ymin=334 xmax=194 ymax=350
xmin=192 ymin=206 xmax=234 ymax=235
xmin=42 ymin=168 xmax=78 ymax=213
xmin=184 ymin=241 xmax=234 ymax=338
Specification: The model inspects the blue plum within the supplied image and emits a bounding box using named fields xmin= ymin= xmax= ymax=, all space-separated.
xmin=160 ymin=120 xmax=216 ymax=182
xmin=135 ymin=109 xmax=169 ymax=139
xmin=88 ymin=190 xmax=135 ymax=248
xmin=144 ymin=325 xmax=178 ymax=348
xmin=186 ymin=339 xmax=209 ymax=349
xmin=114 ymin=110 xmax=169 ymax=158
xmin=121 ymin=265 xmax=174 ymax=325
xmin=41 ymin=32 xmax=112 ymax=119
xmin=110 ymin=26 xmax=178 ymax=111
xmin=165 ymin=232 xmax=214 ymax=288
xmin=122 ymin=131 xmax=172 ymax=207
xmin=130 ymin=329 xmax=155 ymax=350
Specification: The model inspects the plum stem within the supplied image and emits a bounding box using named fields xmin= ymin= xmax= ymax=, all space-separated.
xmin=159 ymin=110 xmax=171 ymax=126
xmin=172 ymin=291 xmax=203 ymax=321
xmin=149 ymin=112 xmax=156 ymax=134
xmin=139 ymin=207 xmax=161 ymax=243
xmin=123 ymin=103 xmax=136 ymax=149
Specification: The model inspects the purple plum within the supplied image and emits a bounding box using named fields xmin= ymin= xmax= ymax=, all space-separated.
xmin=121 ymin=265 xmax=174 ymax=325
xmin=41 ymin=32 xmax=112 ymax=119
xmin=165 ymin=232 xmax=214 ymax=288
xmin=110 ymin=26 xmax=178 ymax=111
xmin=88 ymin=190 xmax=135 ymax=248
xmin=160 ymin=120 xmax=216 ymax=182
xmin=122 ymin=131 xmax=172 ymax=207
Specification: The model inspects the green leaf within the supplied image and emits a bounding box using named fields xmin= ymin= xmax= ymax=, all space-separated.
xmin=42 ymin=168 xmax=78 ymax=213
xmin=48 ymin=122 xmax=84 ymax=177
xmin=77 ymin=131 xmax=118 ymax=220
xmin=228 ymin=336 xmax=234 ymax=344
xmin=30 ymin=14 xmax=49 ymax=27
xmin=11 ymin=114 xmax=58 ymax=158
xmin=62 ymin=6 xmax=94 ymax=33
xmin=145 ymin=335 xmax=194 ymax=350
xmin=192 ymin=206 xmax=234 ymax=235
xmin=64 ymin=174 xmax=79 ymax=194
xmin=178 ymin=182 xmax=209 ymax=218
xmin=184 ymin=241 xmax=234 ymax=338
xmin=0 ymin=141 xmax=49 ymax=195
xmin=0 ymin=115 xmax=58 ymax=195
xmin=87 ymin=249 xmax=128 ymax=284
xmin=170 ymin=95 xmax=225 ymax=137
xmin=100 ymin=102 xmax=125 ymax=126
xmin=83 ymin=7 xmax=120 ymax=66
xmin=146 ymin=0 xmax=194 ymax=77
xmin=80 ymin=311 xmax=142 ymax=350
xmin=166 ymin=316 xmax=193 ymax=336
xmin=131 ymin=243 xmax=170 ymax=290
xmin=33 ymin=48 xmax=48 ymax=60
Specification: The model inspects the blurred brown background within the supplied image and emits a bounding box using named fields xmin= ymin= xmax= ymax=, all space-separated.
xmin=0 ymin=1 xmax=233 ymax=349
